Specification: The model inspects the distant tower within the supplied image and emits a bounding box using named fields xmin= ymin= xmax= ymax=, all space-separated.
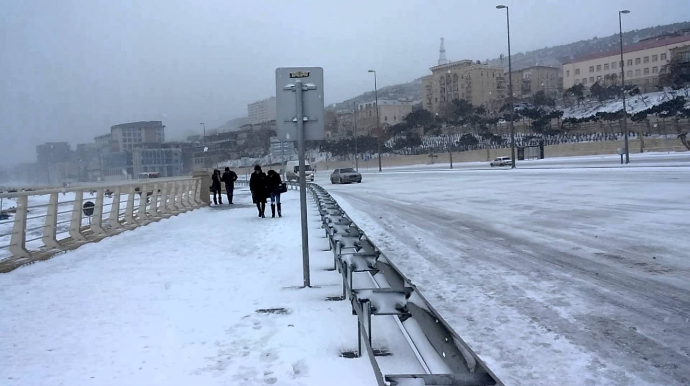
xmin=438 ymin=37 xmax=448 ymax=66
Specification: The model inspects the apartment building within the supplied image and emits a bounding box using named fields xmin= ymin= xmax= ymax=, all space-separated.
xmin=248 ymin=96 xmax=277 ymax=124
xmin=422 ymin=59 xmax=506 ymax=114
xmin=510 ymin=66 xmax=560 ymax=98
xmin=562 ymin=35 xmax=690 ymax=91
xmin=356 ymin=100 xmax=413 ymax=135
xmin=110 ymin=121 xmax=165 ymax=152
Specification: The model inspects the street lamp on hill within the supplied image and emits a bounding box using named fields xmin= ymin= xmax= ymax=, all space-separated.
xmin=619 ymin=10 xmax=631 ymax=164
xmin=496 ymin=5 xmax=516 ymax=169
xmin=368 ymin=70 xmax=383 ymax=172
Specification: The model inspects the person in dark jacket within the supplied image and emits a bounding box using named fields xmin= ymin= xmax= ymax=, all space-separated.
xmin=221 ymin=167 xmax=238 ymax=204
xmin=266 ymin=169 xmax=283 ymax=218
xmin=211 ymin=169 xmax=222 ymax=205
xmin=249 ymin=165 xmax=267 ymax=218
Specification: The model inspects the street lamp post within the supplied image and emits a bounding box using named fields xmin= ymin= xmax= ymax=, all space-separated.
xmin=496 ymin=5 xmax=516 ymax=169
xmin=368 ymin=70 xmax=382 ymax=172
xmin=619 ymin=10 xmax=631 ymax=164
xmin=200 ymin=122 xmax=207 ymax=168
xmin=353 ymin=101 xmax=359 ymax=172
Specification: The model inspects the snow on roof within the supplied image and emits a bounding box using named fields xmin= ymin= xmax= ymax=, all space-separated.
xmin=564 ymin=35 xmax=690 ymax=65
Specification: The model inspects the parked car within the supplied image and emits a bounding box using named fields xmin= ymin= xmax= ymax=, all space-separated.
xmin=330 ymin=168 xmax=362 ymax=184
xmin=285 ymin=160 xmax=314 ymax=182
xmin=490 ymin=157 xmax=512 ymax=167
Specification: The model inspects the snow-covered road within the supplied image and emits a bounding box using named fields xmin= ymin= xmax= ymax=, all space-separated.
xmin=320 ymin=166 xmax=690 ymax=386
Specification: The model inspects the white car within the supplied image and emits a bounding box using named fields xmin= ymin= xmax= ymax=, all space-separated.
xmin=490 ymin=157 xmax=512 ymax=167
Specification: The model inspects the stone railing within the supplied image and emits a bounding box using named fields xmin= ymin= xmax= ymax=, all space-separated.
xmin=0 ymin=176 xmax=204 ymax=272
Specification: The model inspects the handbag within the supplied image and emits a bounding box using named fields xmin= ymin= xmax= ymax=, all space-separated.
xmin=277 ymin=183 xmax=288 ymax=194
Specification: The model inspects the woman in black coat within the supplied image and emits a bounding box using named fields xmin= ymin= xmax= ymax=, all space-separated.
xmin=249 ymin=165 xmax=268 ymax=218
xmin=211 ymin=169 xmax=222 ymax=205
xmin=266 ymin=169 xmax=283 ymax=218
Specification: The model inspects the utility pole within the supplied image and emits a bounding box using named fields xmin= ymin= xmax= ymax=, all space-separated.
xmin=369 ymin=70 xmax=382 ymax=172
xmin=497 ymin=5 xmax=516 ymax=169
xmin=619 ymin=10 xmax=631 ymax=164
xmin=353 ymin=101 xmax=359 ymax=172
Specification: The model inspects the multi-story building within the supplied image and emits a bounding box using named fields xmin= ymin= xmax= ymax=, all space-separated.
xmin=110 ymin=121 xmax=165 ymax=152
xmin=510 ymin=66 xmax=560 ymax=99
xmin=422 ymin=59 xmax=506 ymax=114
xmin=562 ymin=35 xmax=690 ymax=91
xmin=36 ymin=142 xmax=71 ymax=165
xmin=248 ymin=97 xmax=277 ymax=124
xmin=356 ymin=100 xmax=413 ymax=135
xmin=131 ymin=147 xmax=183 ymax=178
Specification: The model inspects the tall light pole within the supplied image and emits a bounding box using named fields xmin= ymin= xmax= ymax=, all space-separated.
xmin=353 ymin=101 xmax=359 ymax=172
xmin=200 ymin=122 xmax=207 ymax=168
xmin=497 ymin=5 xmax=516 ymax=169
xmin=619 ymin=10 xmax=631 ymax=164
xmin=368 ymin=70 xmax=382 ymax=172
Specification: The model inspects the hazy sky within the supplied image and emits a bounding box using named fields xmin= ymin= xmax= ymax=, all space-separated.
xmin=1 ymin=0 xmax=688 ymax=166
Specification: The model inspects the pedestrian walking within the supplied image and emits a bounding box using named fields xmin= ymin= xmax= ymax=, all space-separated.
xmin=249 ymin=165 xmax=267 ymax=218
xmin=266 ymin=169 xmax=285 ymax=218
xmin=221 ymin=167 xmax=238 ymax=204
xmin=211 ymin=169 xmax=223 ymax=205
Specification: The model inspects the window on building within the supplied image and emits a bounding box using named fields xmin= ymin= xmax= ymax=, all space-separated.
xmin=627 ymin=70 xmax=632 ymax=77
xmin=660 ymin=53 xmax=667 ymax=61
xmin=635 ymin=69 xmax=641 ymax=76
xmin=627 ymin=59 xmax=633 ymax=66
xmin=589 ymin=77 xmax=594 ymax=83
xmin=589 ymin=66 xmax=594 ymax=73
xmin=652 ymin=54 xmax=658 ymax=62
xmin=643 ymin=56 xmax=649 ymax=63
xmin=566 ymin=70 xmax=570 ymax=77
xmin=596 ymin=65 xmax=601 ymax=72
xmin=604 ymin=64 xmax=609 ymax=70
xmin=575 ymin=69 xmax=580 ymax=75
xmin=384 ymin=116 xmax=388 ymax=121
xmin=644 ymin=68 xmax=650 ymax=75
xmin=652 ymin=66 xmax=658 ymax=74
xmin=635 ymin=58 xmax=641 ymax=65
xmin=612 ymin=62 xmax=617 ymax=69
xmin=394 ymin=116 xmax=397 ymax=121
xmin=583 ymin=78 xmax=588 ymax=84
xmin=597 ymin=75 xmax=602 ymax=81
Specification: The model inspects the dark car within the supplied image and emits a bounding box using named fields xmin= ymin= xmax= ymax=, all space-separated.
xmin=330 ymin=168 xmax=362 ymax=184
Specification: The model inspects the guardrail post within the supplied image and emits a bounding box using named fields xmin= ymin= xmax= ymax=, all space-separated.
xmin=137 ymin=184 xmax=150 ymax=224
xmin=109 ymin=187 xmax=123 ymax=231
xmin=69 ymin=190 xmax=86 ymax=242
xmin=9 ymin=196 xmax=30 ymax=259
xmin=124 ymin=186 xmax=136 ymax=226
xmin=158 ymin=183 xmax=169 ymax=216
xmin=91 ymin=189 xmax=106 ymax=235
xmin=149 ymin=183 xmax=159 ymax=218
xmin=175 ymin=181 xmax=185 ymax=212
xmin=167 ymin=182 xmax=178 ymax=214
xmin=185 ymin=180 xmax=194 ymax=208
xmin=42 ymin=192 xmax=60 ymax=249
xmin=194 ymin=179 xmax=203 ymax=206
xmin=181 ymin=180 xmax=192 ymax=210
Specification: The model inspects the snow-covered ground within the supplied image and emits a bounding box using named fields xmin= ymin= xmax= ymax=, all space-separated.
xmin=0 ymin=187 xmax=425 ymax=386
xmin=320 ymin=167 xmax=690 ymax=386
xmin=563 ymin=87 xmax=690 ymax=119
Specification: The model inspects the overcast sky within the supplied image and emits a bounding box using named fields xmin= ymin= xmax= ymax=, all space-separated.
xmin=1 ymin=0 xmax=688 ymax=166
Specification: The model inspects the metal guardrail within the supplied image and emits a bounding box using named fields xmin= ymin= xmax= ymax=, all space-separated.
xmin=0 ymin=177 xmax=204 ymax=273
xmin=234 ymin=180 xmax=301 ymax=191
xmin=309 ymin=183 xmax=503 ymax=386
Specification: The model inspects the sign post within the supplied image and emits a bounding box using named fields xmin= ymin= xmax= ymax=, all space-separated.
xmin=276 ymin=67 xmax=325 ymax=288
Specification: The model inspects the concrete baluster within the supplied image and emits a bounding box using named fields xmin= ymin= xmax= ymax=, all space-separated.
xmin=167 ymin=182 xmax=178 ymax=214
xmin=9 ymin=196 xmax=30 ymax=259
xmin=109 ymin=187 xmax=123 ymax=231
xmin=124 ymin=185 xmax=136 ymax=226
xmin=42 ymin=193 xmax=61 ymax=250
xmin=91 ymin=189 xmax=106 ymax=235
xmin=158 ymin=183 xmax=169 ymax=216
xmin=69 ymin=190 xmax=86 ymax=242
xmin=149 ymin=183 xmax=160 ymax=219
xmin=137 ymin=184 xmax=150 ymax=224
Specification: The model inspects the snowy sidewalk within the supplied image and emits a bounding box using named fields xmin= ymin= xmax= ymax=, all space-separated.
xmin=0 ymin=186 xmax=388 ymax=386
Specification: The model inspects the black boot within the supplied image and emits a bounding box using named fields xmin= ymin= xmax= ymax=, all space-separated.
xmin=261 ymin=202 xmax=266 ymax=218
xmin=256 ymin=203 xmax=262 ymax=217
xmin=271 ymin=204 xmax=276 ymax=218
xmin=277 ymin=203 xmax=282 ymax=218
